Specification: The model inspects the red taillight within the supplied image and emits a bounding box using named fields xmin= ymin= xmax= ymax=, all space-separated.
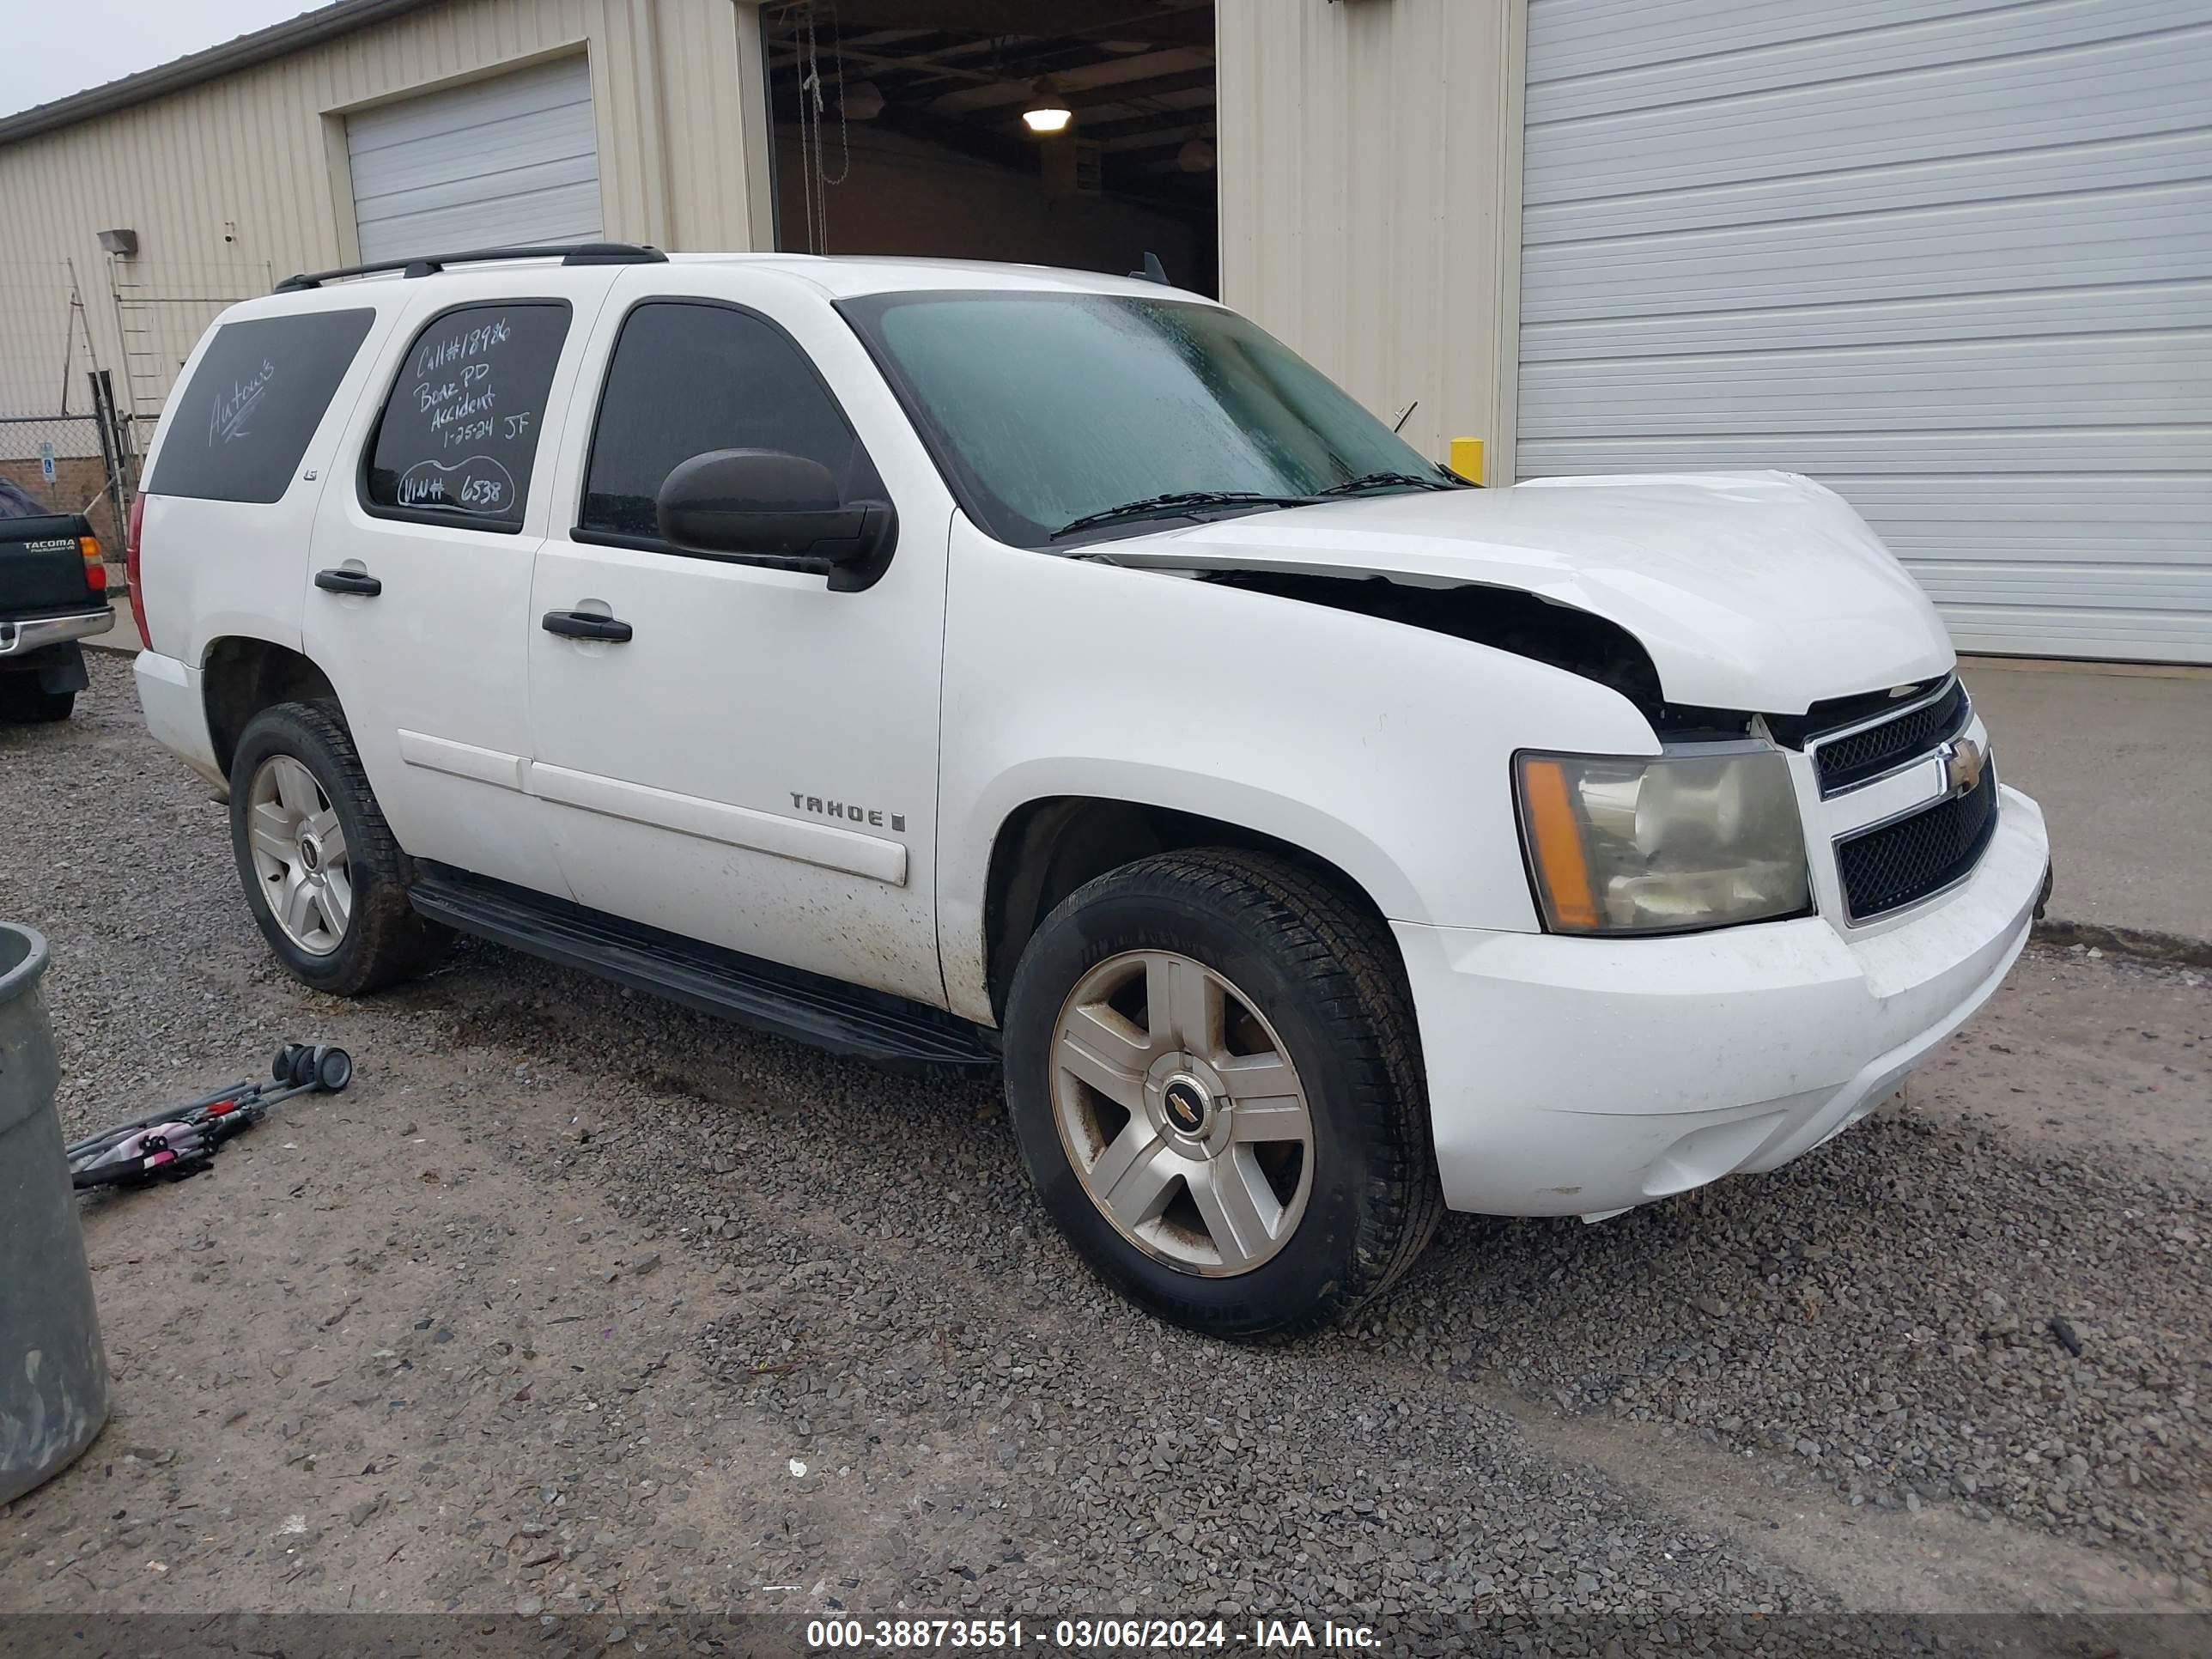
xmin=125 ymin=492 xmax=149 ymax=648
xmin=80 ymin=533 xmax=106 ymax=592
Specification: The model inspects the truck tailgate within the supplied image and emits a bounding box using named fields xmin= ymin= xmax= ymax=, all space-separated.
xmin=0 ymin=514 xmax=100 ymax=616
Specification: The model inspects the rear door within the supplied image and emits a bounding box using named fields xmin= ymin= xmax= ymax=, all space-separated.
xmin=303 ymin=269 xmax=618 ymax=896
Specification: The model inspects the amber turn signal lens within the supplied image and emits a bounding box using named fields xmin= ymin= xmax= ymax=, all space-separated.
xmin=1517 ymin=757 xmax=1599 ymax=931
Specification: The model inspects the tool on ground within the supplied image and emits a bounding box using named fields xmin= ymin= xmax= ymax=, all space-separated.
xmin=65 ymin=1042 xmax=353 ymax=1191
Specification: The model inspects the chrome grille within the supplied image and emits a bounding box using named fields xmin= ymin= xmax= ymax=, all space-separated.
xmin=1835 ymin=766 xmax=1999 ymax=922
xmin=1813 ymin=678 xmax=1970 ymax=796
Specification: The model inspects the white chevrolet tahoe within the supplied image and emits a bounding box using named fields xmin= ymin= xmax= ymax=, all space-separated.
xmin=130 ymin=245 xmax=2051 ymax=1338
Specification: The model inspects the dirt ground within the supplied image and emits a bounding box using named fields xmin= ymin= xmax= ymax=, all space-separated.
xmin=2 ymin=661 xmax=2208 ymax=1655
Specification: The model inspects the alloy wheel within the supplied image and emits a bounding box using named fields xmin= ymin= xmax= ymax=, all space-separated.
xmin=1049 ymin=950 xmax=1315 ymax=1276
xmin=245 ymin=755 xmax=354 ymax=957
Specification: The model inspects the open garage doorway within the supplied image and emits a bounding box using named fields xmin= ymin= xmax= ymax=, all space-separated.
xmin=759 ymin=2 xmax=1218 ymax=295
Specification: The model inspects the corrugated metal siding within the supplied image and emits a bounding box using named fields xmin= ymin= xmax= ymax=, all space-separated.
xmin=1216 ymin=0 xmax=1523 ymax=471
xmin=346 ymin=55 xmax=603 ymax=259
xmin=1517 ymin=0 xmax=2212 ymax=664
xmin=0 ymin=0 xmax=770 ymax=426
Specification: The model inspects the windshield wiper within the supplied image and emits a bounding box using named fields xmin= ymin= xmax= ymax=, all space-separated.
xmin=1310 ymin=471 xmax=1465 ymax=497
xmin=1049 ymin=490 xmax=1312 ymax=541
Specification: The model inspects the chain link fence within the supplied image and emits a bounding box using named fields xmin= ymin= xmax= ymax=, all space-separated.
xmin=0 ymin=412 xmax=140 ymax=545
xmin=0 ymin=252 xmax=248 ymax=557
xmin=0 ymin=253 xmax=258 ymax=558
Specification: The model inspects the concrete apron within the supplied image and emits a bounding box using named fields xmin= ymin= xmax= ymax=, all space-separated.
xmin=1963 ymin=658 xmax=2212 ymax=966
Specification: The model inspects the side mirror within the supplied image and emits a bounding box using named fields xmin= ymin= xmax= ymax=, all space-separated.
xmin=655 ymin=448 xmax=896 ymax=592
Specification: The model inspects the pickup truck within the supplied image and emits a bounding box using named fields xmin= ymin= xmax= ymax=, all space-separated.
xmin=128 ymin=246 xmax=2052 ymax=1339
xmin=0 ymin=477 xmax=112 ymax=722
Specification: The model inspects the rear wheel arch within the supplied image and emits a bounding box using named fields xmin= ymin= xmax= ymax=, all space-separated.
xmin=981 ymin=795 xmax=1409 ymax=1024
xmin=201 ymin=636 xmax=339 ymax=780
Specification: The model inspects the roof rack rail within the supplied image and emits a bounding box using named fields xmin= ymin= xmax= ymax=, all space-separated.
xmin=275 ymin=241 xmax=667 ymax=293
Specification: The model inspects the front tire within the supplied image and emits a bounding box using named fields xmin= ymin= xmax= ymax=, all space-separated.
xmin=228 ymin=701 xmax=447 ymax=996
xmin=1003 ymin=850 xmax=1442 ymax=1339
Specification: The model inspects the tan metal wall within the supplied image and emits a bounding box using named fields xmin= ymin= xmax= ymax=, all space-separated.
xmin=7 ymin=0 xmax=1531 ymax=470
xmin=1217 ymin=0 xmax=1525 ymax=478
xmin=0 ymin=0 xmax=774 ymax=428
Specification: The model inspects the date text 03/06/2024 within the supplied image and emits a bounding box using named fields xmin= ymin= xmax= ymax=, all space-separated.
xmin=806 ymin=1618 xmax=1382 ymax=1650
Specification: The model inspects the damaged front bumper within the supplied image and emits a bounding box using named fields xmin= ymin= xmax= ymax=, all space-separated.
xmin=1395 ymin=785 xmax=2051 ymax=1217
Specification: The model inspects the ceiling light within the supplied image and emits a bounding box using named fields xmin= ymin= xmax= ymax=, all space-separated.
xmin=1176 ymin=137 xmax=1216 ymax=173
xmin=840 ymin=80 xmax=884 ymax=120
xmin=1022 ymin=78 xmax=1073 ymax=135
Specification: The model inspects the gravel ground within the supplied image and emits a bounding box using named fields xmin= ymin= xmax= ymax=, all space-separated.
xmin=1 ymin=656 xmax=2207 ymax=1656
xmin=1474 ymin=992 xmax=2212 ymax=1564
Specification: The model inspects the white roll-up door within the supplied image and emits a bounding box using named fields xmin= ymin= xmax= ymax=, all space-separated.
xmin=1516 ymin=0 xmax=2212 ymax=663
xmin=346 ymin=57 xmax=603 ymax=264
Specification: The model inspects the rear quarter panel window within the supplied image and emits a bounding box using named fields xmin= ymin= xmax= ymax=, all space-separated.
xmin=363 ymin=302 xmax=571 ymax=532
xmin=147 ymin=309 xmax=376 ymax=504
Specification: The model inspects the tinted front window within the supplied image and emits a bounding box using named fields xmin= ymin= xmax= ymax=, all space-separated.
xmin=580 ymin=301 xmax=876 ymax=541
xmin=364 ymin=302 xmax=570 ymax=532
xmin=841 ymin=292 xmax=1443 ymax=545
xmin=148 ymin=308 xmax=375 ymax=503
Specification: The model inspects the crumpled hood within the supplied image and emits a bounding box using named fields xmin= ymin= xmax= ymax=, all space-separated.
xmin=1102 ymin=471 xmax=1954 ymax=714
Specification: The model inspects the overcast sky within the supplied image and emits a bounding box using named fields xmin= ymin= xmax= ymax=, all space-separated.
xmin=3 ymin=1 xmax=315 ymax=118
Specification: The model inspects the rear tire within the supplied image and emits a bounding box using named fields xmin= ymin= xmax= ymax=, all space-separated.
xmin=1003 ymin=849 xmax=1442 ymax=1340
xmin=228 ymin=701 xmax=448 ymax=996
xmin=0 ymin=682 xmax=74 ymax=723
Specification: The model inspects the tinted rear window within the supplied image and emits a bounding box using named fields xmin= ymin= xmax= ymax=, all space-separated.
xmin=364 ymin=302 xmax=571 ymax=532
xmin=148 ymin=309 xmax=376 ymax=503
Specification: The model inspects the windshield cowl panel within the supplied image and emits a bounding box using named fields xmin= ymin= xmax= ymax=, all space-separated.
xmin=837 ymin=289 xmax=1456 ymax=549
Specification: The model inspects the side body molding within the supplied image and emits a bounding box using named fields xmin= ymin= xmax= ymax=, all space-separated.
xmin=395 ymin=731 xmax=908 ymax=887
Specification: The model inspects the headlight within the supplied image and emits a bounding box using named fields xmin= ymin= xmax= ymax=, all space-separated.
xmin=1515 ymin=746 xmax=1810 ymax=935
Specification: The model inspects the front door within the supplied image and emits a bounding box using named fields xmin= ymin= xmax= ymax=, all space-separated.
xmin=526 ymin=272 xmax=951 ymax=1005
xmin=305 ymin=271 xmax=617 ymax=897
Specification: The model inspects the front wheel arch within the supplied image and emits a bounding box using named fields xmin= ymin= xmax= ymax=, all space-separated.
xmin=979 ymin=794 xmax=1408 ymax=1026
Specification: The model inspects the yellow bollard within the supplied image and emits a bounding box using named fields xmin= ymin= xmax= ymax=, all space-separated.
xmin=1448 ymin=436 xmax=1486 ymax=485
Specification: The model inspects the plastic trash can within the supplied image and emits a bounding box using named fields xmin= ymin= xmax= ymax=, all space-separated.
xmin=0 ymin=921 xmax=110 ymax=1503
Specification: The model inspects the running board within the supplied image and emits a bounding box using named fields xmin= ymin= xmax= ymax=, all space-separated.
xmin=408 ymin=866 xmax=1000 ymax=1069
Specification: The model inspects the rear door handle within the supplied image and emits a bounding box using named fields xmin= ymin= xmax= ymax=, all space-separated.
xmin=541 ymin=610 xmax=634 ymax=643
xmin=314 ymin=568 xmax=382 ymax=597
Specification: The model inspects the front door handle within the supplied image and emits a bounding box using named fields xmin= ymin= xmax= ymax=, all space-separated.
xmin=541 ymin=610 xmax=634 ymax=643
xmin=314 ymin=568 xmax=382 ymax=597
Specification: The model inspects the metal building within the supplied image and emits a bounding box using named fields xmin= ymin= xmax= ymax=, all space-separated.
xmin=1 ymin=0 xmax=2203 ymax=662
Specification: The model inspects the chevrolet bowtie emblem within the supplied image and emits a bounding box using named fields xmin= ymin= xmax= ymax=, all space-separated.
xmin=1942 ymin=737 xmax=1986 ymax=797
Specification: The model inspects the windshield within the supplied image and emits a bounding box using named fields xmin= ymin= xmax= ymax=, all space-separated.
xmin=839 ymin=290 xmax=1453 ymax=547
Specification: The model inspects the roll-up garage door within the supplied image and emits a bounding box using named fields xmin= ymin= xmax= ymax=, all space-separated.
xmin=346 ymin=57 xmax=604 ymax=264
xmin=1516 ymin=0 xmax=2212 ymax=663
